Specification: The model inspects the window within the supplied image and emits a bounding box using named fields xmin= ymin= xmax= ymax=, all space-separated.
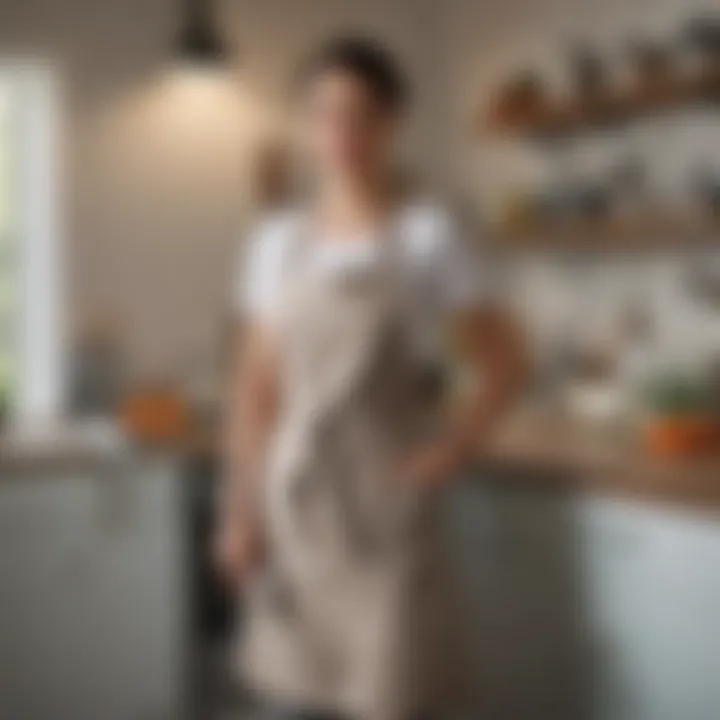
xmin=0 ymin=81 xmax=14 ymax=410
xmin=0 ymin=62 xmax=61 ymax=423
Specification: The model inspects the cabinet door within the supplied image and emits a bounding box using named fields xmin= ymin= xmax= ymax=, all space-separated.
xmin=579 ymin=497 xmax=720 ymax=720
xmin=447 ymin=479 xmax=589 ymax=720
xmin=0 ymin=459 xmax=187 ymax=720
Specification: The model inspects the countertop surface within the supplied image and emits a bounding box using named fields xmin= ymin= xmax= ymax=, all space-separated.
xmin=0 ymin=419 xmax=131 ymax=474
xmin=481 ymin=407 xmax=720 ymax=511
xmin=4 ymin=412 xmax=720 ymax=512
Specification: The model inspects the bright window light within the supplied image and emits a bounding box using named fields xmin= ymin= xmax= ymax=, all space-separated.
xmin=0 ymin=61 xmax=62 ymax=424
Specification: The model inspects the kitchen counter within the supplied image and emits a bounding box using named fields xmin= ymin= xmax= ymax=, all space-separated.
xmin=0 ymin=419 xmax=131 ymax=474
xmin=0 ymin=442 xmax=187 ymax=719
xmin=480 ymin=407 xmax=720 ymax=511
xmin=45 ymin=409 xmax=718 ymax=512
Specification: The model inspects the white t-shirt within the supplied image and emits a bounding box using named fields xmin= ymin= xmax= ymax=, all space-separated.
xmin=234 ymin=203 xmax=494 ymax=358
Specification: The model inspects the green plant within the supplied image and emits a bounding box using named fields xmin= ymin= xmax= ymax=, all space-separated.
xmin=643 ymin=372 xmax=712 ymax=417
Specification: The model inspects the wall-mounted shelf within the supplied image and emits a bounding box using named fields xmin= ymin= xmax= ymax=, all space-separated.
xmin=487 ymin=213 xmax=720 ymax=253
xmin=483 ymin=67 xmax=720 ymax=138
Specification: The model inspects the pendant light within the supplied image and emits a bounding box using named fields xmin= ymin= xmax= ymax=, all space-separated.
xmin=175 ymin=0 xmax=228 ymax=68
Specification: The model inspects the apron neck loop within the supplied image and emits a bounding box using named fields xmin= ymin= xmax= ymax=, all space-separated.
xmin=291 ymin=208 xmax=404 ymax=279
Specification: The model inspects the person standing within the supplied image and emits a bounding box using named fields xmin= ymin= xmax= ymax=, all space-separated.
xmin=216 ymin=36 xmax=526 ymax=720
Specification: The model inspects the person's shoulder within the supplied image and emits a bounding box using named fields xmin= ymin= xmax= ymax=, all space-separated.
xmin=251 ymin=206 xmax=304 ymax=249
xmin=245 ymin=206 xmax=305 ymax=268
xmin=237 ymin=208 xmax=305 ymax=314
xmin=397 ymin=199 xmax=459 ymax=256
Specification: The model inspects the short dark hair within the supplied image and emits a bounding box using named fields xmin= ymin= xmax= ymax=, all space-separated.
xmin=299 ymin=35 xmax=409 ymax=113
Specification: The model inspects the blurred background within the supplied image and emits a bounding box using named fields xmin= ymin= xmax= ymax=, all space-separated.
xmin=2 ymin=1 xmax=720 ymax=719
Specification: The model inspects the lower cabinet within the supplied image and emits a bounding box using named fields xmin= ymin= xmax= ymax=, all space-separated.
xmin=0 ymin=457 xmax=188 ymax=720
xmin=447 ymin=477 xmax=720 ymax=720
xmin=3 ymin=462 xmax=719 ymax=720
xmin=577 ymin=496 xmax=720 ymax=720
xmin=447 ymin=478 xmax=590 ymax=720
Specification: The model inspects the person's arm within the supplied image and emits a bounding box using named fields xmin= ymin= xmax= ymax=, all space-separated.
xmin=400 ymin=304 xmax=528 ymax=488
xmin=215 ymin=321 xmax=279 ymax=583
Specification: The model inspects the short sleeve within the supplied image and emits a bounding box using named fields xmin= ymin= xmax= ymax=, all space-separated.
xmin=407 ymin=205 xmax=497 ymax=313
xmin=232 ymin=213 xmax=296 ymax=321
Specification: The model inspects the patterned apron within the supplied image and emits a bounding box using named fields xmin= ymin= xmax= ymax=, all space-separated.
xmin=238 ymin=224 xmax=469 ymax=720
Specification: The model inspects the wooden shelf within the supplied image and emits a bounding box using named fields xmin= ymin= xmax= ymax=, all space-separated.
xmin=484 ymin=67 xmax=720 ymax=137
xmin=487 ymin=214 xmax=720 ymax=253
